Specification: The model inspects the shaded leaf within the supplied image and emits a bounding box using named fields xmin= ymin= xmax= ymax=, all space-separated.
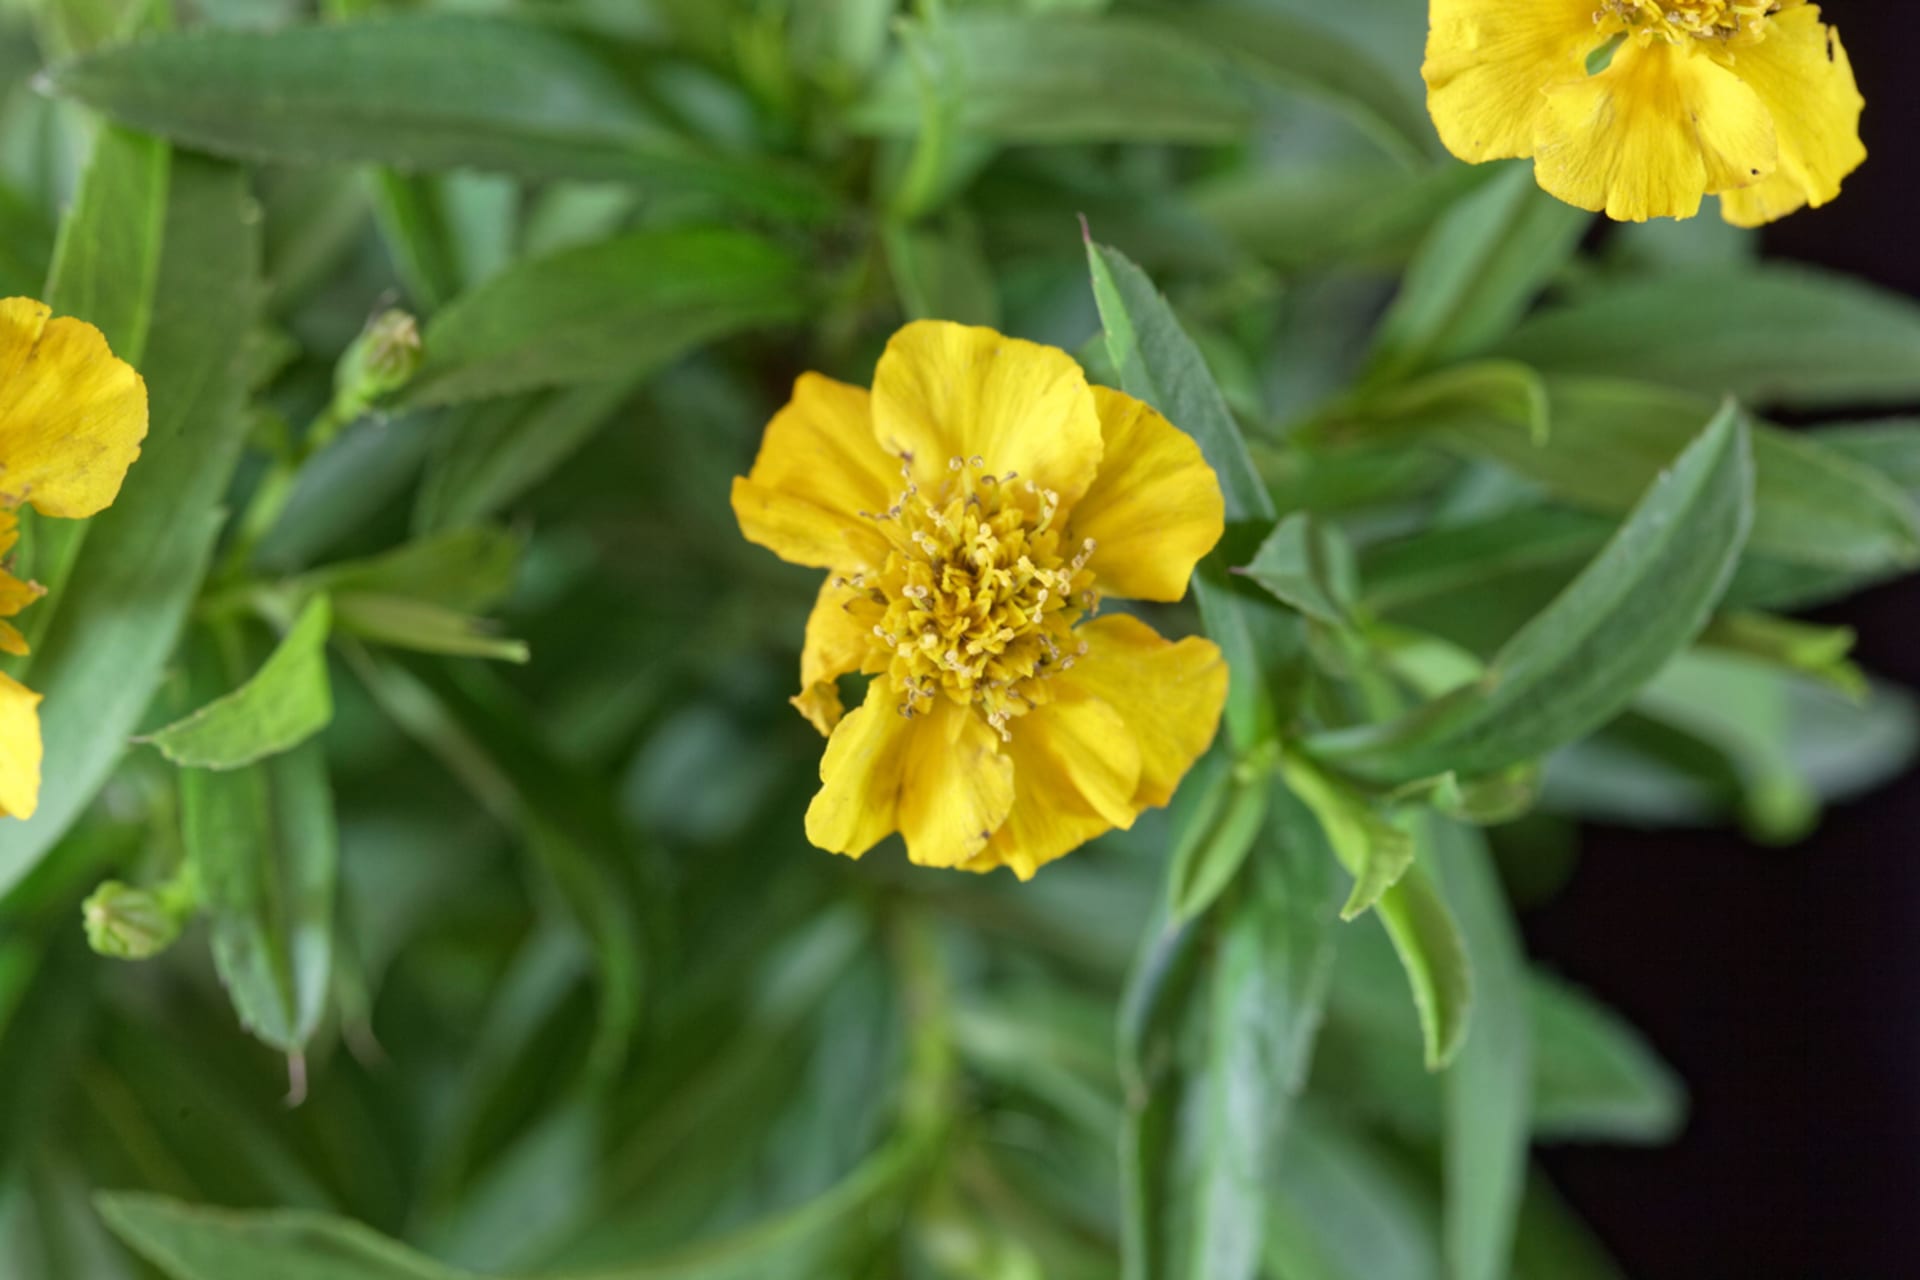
xmin=142 ymin=597 xmax=333 ymax=770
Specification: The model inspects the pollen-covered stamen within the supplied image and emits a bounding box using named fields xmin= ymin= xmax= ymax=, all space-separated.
xmin=1596 ymin=0 xmax=1775 ymax=44
xmin=847 ymin=454 xmax=1098 ymax=722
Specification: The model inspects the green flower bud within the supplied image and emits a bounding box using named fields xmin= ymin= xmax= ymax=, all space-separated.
xmin=82 ymin=879 xmax=185 ymax=961
xmin=334 ymin=309 xmax=423 ymax=416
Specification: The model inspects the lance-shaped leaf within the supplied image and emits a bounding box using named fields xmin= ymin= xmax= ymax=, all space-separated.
xmin=1309 ymin=403 xmax=1754 ymax=786
xmin=46 ymin=15 xmax=828 ymax=216
xmin=141 ymin=597 xmax=334 ymax=770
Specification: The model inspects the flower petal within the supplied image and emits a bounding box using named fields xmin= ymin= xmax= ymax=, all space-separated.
xmin=0 ymin=300 xmax=147 ymax=518
xmin=1423 ymin=0 xmax=1599 ymax=163
xmin=897 ymin=697 xmax=1014 ymax=870
xmin=0 ymin=672 xmax=41 ymax=819
xmin=1533 ymin=41 xmax=1777 ymax=222
xmin=792 ymin=574 xmax=877 ymax=735
xmin=968 ymin=694 xmax=1143 ymax=880
xmin=1070 ymin=387 xmax=1224 ymax=603
xmin=732 ymin=372 xmax=900 ymax=570
xmin=805 ymin=677 xmax=913 ymax=859
xmin=1717 ymin=5 xmax=1865 ymax=227
xmin=870 ymin=320 xmax=1103 ymax=508
xmin=1057 ymin=613 xmax=1228 ymax=810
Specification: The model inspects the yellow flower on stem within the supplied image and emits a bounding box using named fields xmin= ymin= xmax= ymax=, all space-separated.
xmin=733 ymin=321 xmax=1229 ymax=879
xmin=0 ymin=298 xmax=149 ymax=819
xmin=1424 ymin=0 xmax=1865 ymax=224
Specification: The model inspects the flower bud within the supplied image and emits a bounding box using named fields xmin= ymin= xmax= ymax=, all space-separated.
xmin=82 ymin=880 xmax=184 ymax=961
xmin=333 ymin=309 xmax=423 ymax=417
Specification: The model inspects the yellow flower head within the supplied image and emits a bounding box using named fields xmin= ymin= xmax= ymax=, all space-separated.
xmin=1424 ymin=0 xmax=1865 ymax=224
xmin=732 ymin=321 xmax=1229 ymax=879
xmin=0 ymin=298 xmax=150 ymax=819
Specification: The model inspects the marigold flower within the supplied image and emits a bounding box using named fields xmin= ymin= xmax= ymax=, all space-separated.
xmin=1424 ymin=0 xmax=1865 ymax=225
xmin=732 ymin=321 xmax=1229 ymax=879
xmin=0 ymin=298 xmax=149 ymax=819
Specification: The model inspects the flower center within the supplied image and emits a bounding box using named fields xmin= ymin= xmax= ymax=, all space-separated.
xmin=1595 ymin=0 xmax=1773 ymax=44
xmin=845 ymin=455 xmax=1096 ymax=736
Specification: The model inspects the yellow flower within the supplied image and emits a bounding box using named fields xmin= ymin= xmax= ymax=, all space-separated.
xmin=1424 ymin=0 xmax=1865 ymax=225
xmin=732 ymin=321 xmax=1229 ymax=879
xmin=0 ymin=298 xmax=150 ymax=819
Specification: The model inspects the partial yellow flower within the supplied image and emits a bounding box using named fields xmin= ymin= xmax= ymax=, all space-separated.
xmin=0 ymin=298 xmax=150 ymax=818
xmin=1424 ymin=0 xmax=1865 ymax=225
xmin=732 ymin=321 xmax=1229 ymax=879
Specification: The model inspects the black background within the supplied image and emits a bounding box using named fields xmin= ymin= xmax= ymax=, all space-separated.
xmin=1531 ymin=5 xmax=1920 ymax=1275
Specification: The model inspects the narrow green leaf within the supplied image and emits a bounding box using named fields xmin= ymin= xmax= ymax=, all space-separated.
xmin=1699 ymin=611 xmax=1864 ymax=700
xmin=141 ymin=597 xmax=333 ymax=770
xmin=1310 ymin=404 xmax=1754 ymax=785
xmin=1235 ymin=514 xmax=1357 ymax=627
xmin=405 ymin=228 xmax=804 ymax=406
xmin=1430 ymin=378 xmax=1919 ymax=574
xmin=1530 ymin=975 xmax=1685 ymax=1143
xmin=1428 ymin=820 xmax=1530 ymax=1280
xmin=0 ymin=156 xmax=260 ymax=896
xmin=1495 ymin=265 xmax=1920 ymax=409
xmin=852 ymin=13 xmax=1254 ymax=144
xmin=332 ymin=595 xmax=528 ymax=664
xmin=298 ymin=527 xmax=520 ymax=614
xmin=97 ymin=1193 xmax=469 ymax=1280
xmin=48 ymin=15 xmax=829 ymax=216
xmin=1264 ymin=1108 xmax=1443 ymax=1280
xmin=1375 ymin=864 xmax=1472 ymax=1071
xmin=1368 ymin=162 xmax=1589 ymax=381
xmin=1167 ymin=762 xmax=1270 ymax=924
xmin=1279 ymin=751 xmax=1413 ymax=921
xmin=180 ymin=625 xmax=337 ymax=1054
xmin=367 ymin=170 xmax=459 ymax=314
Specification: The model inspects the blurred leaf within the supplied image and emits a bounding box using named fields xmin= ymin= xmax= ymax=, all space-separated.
xmin=1278 ymin=752 xmax=1412 ymax=921
xmin=1495 ymin=265 xmax=1920 ymax=410
xmin=884 ymin=217 xmax=1000 ymax=328
xmin=1310 ymin=405 xmax=1754 ymax=785
xmin=854 ymin=13 xmax=1254 ymax=144
xmin=1373 ymin=863 xmax=1471 ymax=1071
xmin=1179 ymin=3 xmax=1432 ymax=164
xmin=1529 ymin=976 xmax=1684 ymax=1143
xmin=1433 ymin=379 xmax=1920 ymax=574
xmin=299 ymin=527 xmax=521 ymax=614
xmin=1428 ymin=820 xmax=1529 ymax=1280
xmin=1367 ymin=162 xmax=1589 ymax=381
xmin=1264 ymin=1108 xmax=1441 ymax=1280
xmin=1698 ymin=611 xmax=1863 ymax=700
xmin=143 ymin=597 xmax=333 ymax=770
xmin=99 ymin=1193 xmax=471 ymax=1280
xmin=404 ymin=228 xmax=803 ymax=405
xmin=368 ymin=171 xmax=460 ymax=314
xmin=0 ymin=156 xmax=260 ymax=896
xmin=333 ymin=596 xmax=529 ymax=664
xmin=1165 ymin=757 xmax=1268 ymax=924
xmin=48 ymin=15 xmax=829 ymax=216
xmin=181 ymin=625 xmax=337 ymax=1056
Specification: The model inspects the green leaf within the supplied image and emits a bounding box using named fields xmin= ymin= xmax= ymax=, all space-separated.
xmin=404 ymin=228 xmax=804 ymax=406
xmin=180 ymin=624 xmax=337 ymax=1055
xmin=1279 ymin=751 xmax=1413 ymax=922
xmin=852 ymin=13 xmax=1254 ymax=144
xmin=48 ymin=15 xmax=829 ymax=216
xmin=1309 ymin=404 xmax=1754 ymax=785
xmin=332 ymin=596 xmax=529 ymax=664
xmin=1698 ymin=611 xmax=1864 ymax=700
xmin=1529 ymin=975 xmax=1684 ymax=1143
xmin=1430 ymin=379 xmax=1920 ymax=574
xmin=1428 ymin=820 xmax=1530 ymax=1280
xmin=412 ymin=380 xmax=646 ymax=532
xmin=1374 ymin=864 xmax=1472 ymax=1071
xmin=141 ymin=596 xmax=333 ymax=770
xmin=1495 ymin=265 xmax=1920 ymax=410
xmin=1166 ymin=759 xmax=1270 ymax=924
xmin=1235 ymin=514 xmax=1357 ymax=628
xmin=1264 ymin=1108 xmax=1443 ymax=1280
xmin=299 ymin=527 xmax=520 ymax=614
xmin=1367 ymin=162 xmax=1589 ymax=382
xmin=0 ymin=156 xmax=261 ymax=897
xmin=882 ymin=217 xmax=1000 ymax=329
xmin=98 ymin=1193 xmax=471 ymax=1280
xmin=1176 ymin=4 xmax=1432 ymax=164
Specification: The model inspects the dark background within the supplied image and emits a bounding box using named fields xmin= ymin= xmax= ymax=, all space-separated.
xmin=1531 ymin=5 xmax=1920 ymax=1275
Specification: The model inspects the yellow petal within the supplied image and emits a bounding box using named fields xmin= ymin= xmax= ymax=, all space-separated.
xmin=1534 ymin=41 xmax=1777 ymax=222
xmin=1423 ymin=0 xmax=1599 ymax=163
xmin=0 ymin=672 xmax=41 ymax=819
xmin=0 ymin=299 xmax=147 ymax=519
xmin=1717 ymin=5 xmax=1865 ymax=227
xmin=732 ymin=373 xmax=900 ymax=570
xmin=969 ymin=694 xmax=1142 ymax=880
xmin=792 ymin=574 xmax=877 ymax=735
xmin=870 ymin=320 xmax=1104 ymax=509
xmin=805 ymin=677 xmax=913 ymax=859
xmin=1069 ymin=387 xmax=1224 ymax=603
xmin=1058 ymin=613 xmax=1228 ymax=810
xmin=897 ymin=697 xmax=1014 ymax=870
